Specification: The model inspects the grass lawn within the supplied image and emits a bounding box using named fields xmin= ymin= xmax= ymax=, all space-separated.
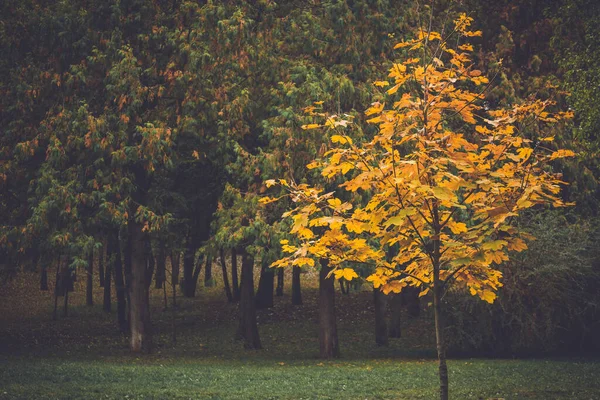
xmin=1 ymin=271 xmax=599 ymax=399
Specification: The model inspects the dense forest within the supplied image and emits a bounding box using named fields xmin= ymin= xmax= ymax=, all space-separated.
xmin=1 ymin=1 xmax=599 ymax=399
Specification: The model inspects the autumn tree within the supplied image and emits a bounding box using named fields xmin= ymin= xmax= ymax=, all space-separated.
xmin=266 ymin=12 xmax=574 ymax=400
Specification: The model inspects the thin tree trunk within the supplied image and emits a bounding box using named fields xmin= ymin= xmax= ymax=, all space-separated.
xmin=171 ymin=251 xmax=179 ymax=308
xmin=155 ymin=240 xmax=166 ymax=289
xmin=63 ymin=273 xmax=69 ymax=318
xmin=403 ymin=286 xmax=421 ymax=318
xmin=292 ymin=266 xmax=302 ymax=305
xmin=40 ymin=265 xmax=48 ymax=291
xmin=86 ymin=248 xmax=94 ymax=306
xmin=388 ymin=293 xmax=402 ymax=338
xmin=182 ymin=238 xmax=200 ymax=297
xmin=231 ymin=248 xmax=240 ymax=302
xmin=374 ymin=288 xmax=388 ymax=346
xmin=98 ymin=239 xmax=105 ymax=287
xmin=145 ymin=238 xmax=155 ymax=290
xmin=204 ymin=255 xmax=213 ymax=287
xmin=432 ymin=201 xmax=448 ymax=400
xmin=129 ymin=219 xmax=152 ymax=353
xmin=255 ymin=258 xmax=274 ymax=309
xmin=238 ymin=250 xmax=261 ymax=349
xmin=339 ymin=279 xmax=348 ymax=295
xmin=219 ymin=248 xmax=233 ymax=302
xmin=124 ymin=227 xmax=133 ymax=329
xmin=103 ymin=238 xmax=113 ymax=313
xmin=52 ymin=255 xmax=61 ymax=320
xmin=318 ymin=259 xmax=339 ymax=358
xmin=276 ymin=267 xmax=284 ymax=296
xmin=112 ymin=231 xmax=128 ymax=333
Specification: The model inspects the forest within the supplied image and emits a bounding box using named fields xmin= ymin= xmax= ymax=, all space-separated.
xmin=0 ymin=0 xmax=599 ymax=399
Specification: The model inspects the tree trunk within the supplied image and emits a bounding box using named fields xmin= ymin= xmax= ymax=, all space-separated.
xmin=204 ymin=255 xmax=213 ymax=287
xmin=98 ymin=239 xmax=105 ymax=287
xmin=238 ymin=250 xmax=261 ymax=349
xmin=123 ymin=227 xmax=133 ymax=330
xmin=219 ymin=248 xmax=233 ymax=302
xmin=52 ymin=255 xmax=61 ymax=320
xmin=318 ymin=259 xmax=339 ymax=358
xmin=86 ymin=248 xmax=94 ymax=306
xmin=276 ymin=267 xmax=284 ymax=296
xmin=182 ymin=238 xmax=200 ymax=297
xmin=129 ymin=219 xmax=152 ymax=353
xmin=432 ymin=202 xmax=448 ymax=400
xmin=292 ymin=266 xmax=302 ymax=305
xmin=170 ymin=251 xmax=179 ymax=308
xmin=339 ymin=279 xmax=348 ymax=295
xmin=112 ymin=231 xmax=128 ymax=333
xmin=374 ymin=288 xmax=388 ymax=346
xmin=403 ymin=285 xmax=421 ymax=318
xmin=231 ymin=248 xmax=240 ymax=302
xmin=155 ymin=240 xmax=166 ymax=289
xmin=103 ymin=237 xmax=113 ymax=313
xmin=145 ymin=238 xmax=155 ymax=290
xmin=388 ymin=293 xmax=402 ymax=338
xmin=63 ymin=273 xmax=69 ymax=318
xmin=255 ymin=258 xmax=274 ymax=309
xmin=40 ymin=265 xmax=48 ymax=291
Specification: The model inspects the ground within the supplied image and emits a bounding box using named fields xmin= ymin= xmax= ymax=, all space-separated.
xmin=0 ymin=267 xmax=599 ymax=399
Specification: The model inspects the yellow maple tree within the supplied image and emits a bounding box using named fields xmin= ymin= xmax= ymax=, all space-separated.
xmin=264 ymin=12 xmax=574 ymax=400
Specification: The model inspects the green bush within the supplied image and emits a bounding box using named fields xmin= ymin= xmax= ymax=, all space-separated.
xmin=445 ymin=210 xmax=600 ymax=356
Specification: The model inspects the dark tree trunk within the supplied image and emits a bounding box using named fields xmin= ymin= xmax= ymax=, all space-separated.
xmin=219 ymin=248 xmax=233 ymax=302
xmin=388 ymin=293 xmax=402 ymax=338
xmin=52 ymin=255 xmax=61 ymax=320
xmin=204 ymin=255 xmax=213 ymax=287
xmin=182 ymin=238 xmax=201 ymax=297
xmin=292 ymin=266 xmax=302 ymax=305
xmin=432 ymin=202 xmax=448 ymax=400
xmin=86 ymin=249 xmax=94 ymax=306
xmin=402 ymin=285 xmax=421 ymax=318
xmin=276 ymin=267 xmax=284 ymax=296
xmin=170 ymin=251 xmax=180 ymax=308
xmin=98 ymin=239 xmax=105 ymax=287
xmin=238 ymin=250 xmax=261 ymax=349
xmin=374 ymin=288 xmax=389 ymax=346
xmin=123 ymin=227 xmax=133 ymax=329
xmin=339 ymin=279 xmax=348 ymax=295
xmin=231 ymin=248 xmax=240 ymax=302
xmin=112 ymin=231 xmax=128 ymax=333
xmin=255 ymin=259 xmax=274 ymax=309
xmin=40 ymin=265 xmax=48 ymax=291
xmin=63 ymin=273 xmax=70 ymax=318
xmin=129 ymin=219 xmax=152 ymax=353
xmin=145 ymin=238 xmax=155 ymax=290
xmin=155 ymin=240 xmax=166 ymax=289
xmin=103 ymin=238 xmax=113 ymax=313
xmin=318 ymin=259 xmax=339 ymax=358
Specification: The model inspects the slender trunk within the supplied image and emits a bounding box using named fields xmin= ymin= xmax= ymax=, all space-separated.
xmin=63 ymin=274 xmax=69 ymax=318
xmin=145 ymin=238 xmax=155 ymax=290
xmin=129 ymin=218 xmax=152 ymax=353
xmin=183 ymin=238 xmax=199 ymax=297
xmin=86 ymin=249 xmax=94 ymax=306
xmin=171 ymin=251 xmax=179 ymax=308
xmin=388 ymin=293 xmax=402 ymax=338
xmin=339 ymin=279 xmax=348 ymax=295
xmin=40 ymin=265 xmax=48 ymax=291
xmin=52 ymin=255 xmax=61 ymax=320
xmin=255 ymin=258 xmax=274 ymax=309
xmin=276 ymin=267 xmax=284 ymax=296
xmin=112 ymin=231 xmax=128 ymax=333
xmin=318 ymin=259 xmax=339 ymax=358
xmin=374 ymin=288 xmax=388 ymax=346
xmin=204 ymin=255 xmax=213 ymax=287
xmin=292 ymin=266 xmax=302 ymax=305
xmin=124 ymin=227 xmax=133 ymax=329
xmin=238 ymin=250 xmax=261 ymax=349
xmin=155 ymin=240 xmax=166 ymax=289
xmin=219 ymin=248 xmax=233 ymax=302
xmin=231 ymin=248 xmax=240 ymax=302
xmin=403 ymin=286 xmax=421 ymax=318
xmin=103 ymin=238 xmax=113 ymax=313
xmin=163 ymin=277 xmax=168 ymax=310
xmin=98 ymin=239 xmax=105 ymax=287
xmin=432 ymin=201 xmax=448 ymax=400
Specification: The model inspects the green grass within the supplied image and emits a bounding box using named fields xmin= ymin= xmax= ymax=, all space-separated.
xmin=1 ymin=272 xmax=599 ymax=399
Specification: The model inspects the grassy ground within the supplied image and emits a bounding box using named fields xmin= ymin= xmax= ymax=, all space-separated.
xmin=0 ymin=269 xmax=599 ymax=399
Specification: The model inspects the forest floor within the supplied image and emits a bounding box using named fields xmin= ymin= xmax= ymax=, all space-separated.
xmin=0 ymin=269 xmax=599 ymax=399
